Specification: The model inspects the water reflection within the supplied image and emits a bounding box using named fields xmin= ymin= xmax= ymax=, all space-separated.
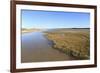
xmin=21 ymin=32 xmax=75 ymax=63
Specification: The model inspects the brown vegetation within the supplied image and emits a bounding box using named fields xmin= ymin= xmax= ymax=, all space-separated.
xmin=45 ymin=29 xmax=90 ymax=59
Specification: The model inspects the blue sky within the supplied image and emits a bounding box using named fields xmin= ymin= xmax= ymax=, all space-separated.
xmin=21 ymin=10 xmax=90 ymax=29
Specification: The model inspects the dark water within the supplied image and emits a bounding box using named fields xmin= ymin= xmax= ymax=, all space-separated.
xmin=21 ymin=32 xmax=75 ymax=63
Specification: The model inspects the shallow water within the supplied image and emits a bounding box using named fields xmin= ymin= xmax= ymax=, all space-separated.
xmin=21 ymin=32 xmax=76 ymax=63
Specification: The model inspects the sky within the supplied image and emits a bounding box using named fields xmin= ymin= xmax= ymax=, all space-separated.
xmin=21 ymin=10 xmax=90 ymax=29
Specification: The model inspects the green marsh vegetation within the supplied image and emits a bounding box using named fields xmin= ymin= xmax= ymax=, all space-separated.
xmin=44 ymin=28 xmax=90 ymax=60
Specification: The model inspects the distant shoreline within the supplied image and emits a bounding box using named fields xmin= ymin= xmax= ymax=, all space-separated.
xmin=21 ymin=28 xmax=90 ymax=34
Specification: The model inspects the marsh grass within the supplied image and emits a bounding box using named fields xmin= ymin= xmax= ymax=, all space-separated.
xmin=44 ymin=29 xmax=90 ymax=60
